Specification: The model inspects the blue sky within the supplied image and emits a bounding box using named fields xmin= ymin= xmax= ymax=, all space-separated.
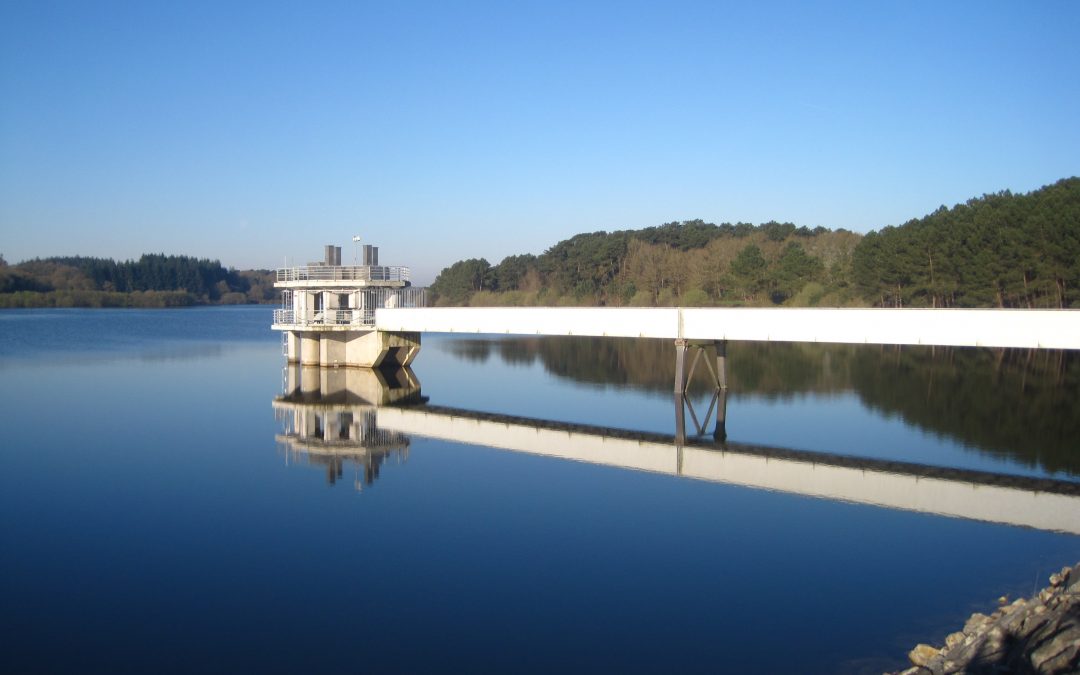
xmin=1 ymin=1 xmax=1078 ymax=284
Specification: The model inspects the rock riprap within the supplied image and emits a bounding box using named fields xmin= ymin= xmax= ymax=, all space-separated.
xmin=892 ymin=563 xmax=1079 ymax=674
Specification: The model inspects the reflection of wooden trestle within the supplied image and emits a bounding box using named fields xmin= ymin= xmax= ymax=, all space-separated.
xmin=674 ymin=339 xmax=728 ymax=444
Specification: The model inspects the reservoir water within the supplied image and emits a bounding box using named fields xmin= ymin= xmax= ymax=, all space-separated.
xmin=1 ymin=306 xmax=1077 ymax=673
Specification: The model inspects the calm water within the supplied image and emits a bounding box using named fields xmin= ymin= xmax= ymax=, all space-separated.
xmin=1 ymin=307 xmax=1078 ymax=674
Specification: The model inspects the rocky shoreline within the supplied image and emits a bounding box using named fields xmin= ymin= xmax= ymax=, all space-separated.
xmin=891 ymin=563 xmax=1080 ymax=674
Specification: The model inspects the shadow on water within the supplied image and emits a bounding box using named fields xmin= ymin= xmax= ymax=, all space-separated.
xmin=437 ymin=337 xmax=1080 ymax=477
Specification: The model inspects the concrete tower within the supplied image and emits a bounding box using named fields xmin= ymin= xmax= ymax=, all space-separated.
xmin=272 ymin=243 xmax=426 ymax=368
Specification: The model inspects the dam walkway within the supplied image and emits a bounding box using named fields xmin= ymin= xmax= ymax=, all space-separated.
xmin=376 ymin=306 xmax=1080 ymax=350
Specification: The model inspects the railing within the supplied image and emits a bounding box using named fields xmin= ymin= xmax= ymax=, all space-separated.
xmin=276 ymin=265 xmax=410 ymax=283
xmin=274 ymin=308 xmax=377 ymax=327
xmin=273 ymin=287 xmax=428 ymax=329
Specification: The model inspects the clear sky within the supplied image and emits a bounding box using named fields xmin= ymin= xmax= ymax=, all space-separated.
xmin=1 ymin=0 xmax=1078 ymax=284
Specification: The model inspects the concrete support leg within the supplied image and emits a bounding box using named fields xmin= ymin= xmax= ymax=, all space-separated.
xmin=714 ymin=389 xmax=727 ymax=442
xmin=674 ymin=339 xmax=689 ymax=445
xmin=714 ymin=340 xmax=727 ymax=440
xmin=716 ymin=340 xmax=728 ymax=390
xmin=285 ymin=331 xmax=301 ymax=363
xmin=674 ymin=339 xmax=688 ymax=394
xmin=300 ymin=333 xmax=321 ymax=366
xmin=320 ymin=332 xmax=346 ymax=367
xmin=675 ymin=392 xmax=686 ymax=447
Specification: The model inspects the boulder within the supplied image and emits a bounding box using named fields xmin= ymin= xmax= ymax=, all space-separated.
xmin=909 ymin=644 xmax=940 ymax=667
xmin=890 ymin=561 xmax=1080 ymax=675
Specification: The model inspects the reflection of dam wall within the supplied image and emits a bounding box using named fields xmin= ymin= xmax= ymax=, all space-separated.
xmin=269 ymin=366 xmax=1080 ymax=532
xmin=376 ymin=406 xmax=1080 ymax=535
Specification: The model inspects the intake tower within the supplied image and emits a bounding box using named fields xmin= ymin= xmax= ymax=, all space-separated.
xmin=272 ymin=243 xmax=426 ymax=368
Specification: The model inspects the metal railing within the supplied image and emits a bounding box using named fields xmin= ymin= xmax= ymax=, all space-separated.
xmin=273 ymin=287 xmax=427 ymax=328
xmin=276 ymin=265 xmax=410 ymax=283
xmin=274 ymin=308 xmax=376 ymax=327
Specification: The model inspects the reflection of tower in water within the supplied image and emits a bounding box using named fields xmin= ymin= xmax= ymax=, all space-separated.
xmin=273 ymin=365 xmax=425 ymax=490
xmin=276 ymin=406 xmax=406 ymax=489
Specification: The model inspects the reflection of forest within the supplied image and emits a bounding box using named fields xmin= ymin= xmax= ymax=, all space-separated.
xmin=851 ymin=347 xmax=1079 ymax=476
xmin=440 ymin=337 xmax=860 ymax=396
xmin=439 ymin=337 xmax=1080 ymax=477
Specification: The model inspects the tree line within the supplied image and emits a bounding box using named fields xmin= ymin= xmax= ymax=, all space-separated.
xmin=852 ymin=177 xmax=1080 ymax=307
xmin=0 ymin=253 xmax=277 ymax=308
xmin=431 ymin=177 xmax=1080 ymax=308
xmin=432 ymin=220 xmax=862 ymax=307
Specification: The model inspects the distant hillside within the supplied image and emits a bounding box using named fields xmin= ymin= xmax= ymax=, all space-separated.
xmin=431 ymin=177 xmax=1080 ymax=308
xmin=431 ymin=220 xmax=863 ymax=307
xmin=853 ymin=177 xmax=1080 ymax=308
xmin=0 ymin=253 xmax=276 ymax=308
